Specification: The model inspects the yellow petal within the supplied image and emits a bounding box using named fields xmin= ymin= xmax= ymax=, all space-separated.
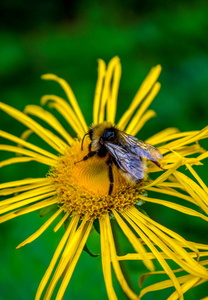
xmin=53 ymin=212 xmax=70 ymax=232
xmin=107 ymin=58 xmax=121 ymax=124
xmin=0 ymin=156 xmax=40 ymax=168
xmin=167 ymin=277 xmax=201 ymax=300
xmin=164 ymin=126 xmax=208 ymax=151
xmin=0 ymin=190 xmax=55 ymax=216
xmin=105 ymin=214 xmax=140 ymax=299
xmin=123 ymin=210 xmax=183 ymax=299
xmin=131 ymin=109 xmax=157 ymax=137
xmin=98 ymin=56 xmax=120 ymax=124
xmin=35 ymin=215 xmax=80 ymax=300
xmin=174 ymin=171 xmax=208 ymax=214
xmin=0 ymin=197 xmax=57 ymax=223
xmin=0 ymin=145 xmax=56 ymax=166
xmin=0 ymin=102 xmax=66 ymax=153
xmin=0 ymin=180 xmax=50 ymax=196
xmin=144 ymin=160 xmax=182 ymax=189
xmin=128 ymin=208 xmax=208 ymax=278
xmin=118 ymin=64 xmax=162 ymax=130
xmin=198 ymin=151 xmax=208 ymax=161
xmin=0 ymin=130 xmax=58 ymax=160
xmin=117 ymin=252 xmax=158 ymax=261
xmin=126 ymin=82 xmax=161 ymax=134
xmin=146 ymin=127 xmax=180 ymax=145
xmin=41 ymin=74 xmax=88 ymax=133
xmin=0 ymin=178 xmax=49 ymax=189
xmin=0 ymin=185 xmax=55 ymax=208
xmin=41 ymin=95 xmax=85 ymax=138
xmin=186 ymin=164 xmax=208 ymax=195
xmin=138 ymin=194 xmax=208 ymax=221
xmin=44 ymin=218 xmax=90 ymax=299
xmin=139 ymin=275 xmax=192 ymax=298
xmin=147 ymin=185 xmax=196 ymax=204
xmin=113 ymin=209 xmax=154 ymax=271
xmin=24 ymin=105 xmax=73 ymax=145
xmin=16 ymin=208 xmax=64 ymax=249
xmin=100 ymin=215 xmax=118 ymax=300
xmin=93 ymin=59 xmax=106 ymax=125
xmin=56 ymin=220 xmax=93 ymax=300
xmin=118 ymin=251 xmax=208 ymax=263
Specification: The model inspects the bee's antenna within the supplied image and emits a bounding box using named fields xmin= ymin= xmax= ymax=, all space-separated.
xmin=81 ymin=133 xmax=88 ymax=150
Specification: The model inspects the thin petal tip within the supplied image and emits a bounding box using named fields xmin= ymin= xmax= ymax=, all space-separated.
xmin=41 ymin=74 xmax=57 ymax=80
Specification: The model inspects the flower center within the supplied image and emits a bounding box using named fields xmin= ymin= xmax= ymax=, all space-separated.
xmin=49 ymin=139 xmax=145 ymax=220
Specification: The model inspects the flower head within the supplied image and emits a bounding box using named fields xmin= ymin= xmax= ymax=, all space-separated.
xmin=1 ymin=57 xmax=208 ymax=299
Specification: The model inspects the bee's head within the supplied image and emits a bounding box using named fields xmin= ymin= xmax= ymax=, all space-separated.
xmin=86 ymin=122 xmax=117 ymax=150
xmin=100 ymin=128 xmax=116 ymax=144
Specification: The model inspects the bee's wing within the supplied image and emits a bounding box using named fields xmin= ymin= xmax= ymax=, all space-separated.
xmin=104 ymin=142 xmax=146 ymax=182
xmin=119 ymin=132 xmax=163 ymax=165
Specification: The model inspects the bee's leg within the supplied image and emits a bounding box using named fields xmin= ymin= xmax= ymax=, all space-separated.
xmin=107 ymin=158 xmax=114 ymax=195
xmin=88 ymin=142 xmax=92 ymax=152
xmin=152 ymin=160 xmax=165 ymax=170
xmin=74 ymin=150 xmax=97 ymax=164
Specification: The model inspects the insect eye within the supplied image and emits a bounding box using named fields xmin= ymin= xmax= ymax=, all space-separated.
xmin=105 ymin=131 xmax=115 ymax=141
xmin=100 ymin=130 xmax=116 ymax=144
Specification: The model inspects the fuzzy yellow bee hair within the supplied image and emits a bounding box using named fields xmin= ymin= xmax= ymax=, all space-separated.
xmin=89 ymin=122 xmax=116 ymax=151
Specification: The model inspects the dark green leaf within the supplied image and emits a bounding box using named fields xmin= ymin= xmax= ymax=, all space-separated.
xmin=83 ymin=244 xmax=100 ymax=258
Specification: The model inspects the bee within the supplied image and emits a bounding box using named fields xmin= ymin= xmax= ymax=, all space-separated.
xmin=75 ymin=122 xmax=163 ymax=195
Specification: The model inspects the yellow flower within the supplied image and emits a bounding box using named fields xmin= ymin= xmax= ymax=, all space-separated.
xmin=1 ymin=56 xmax=208 ymax=300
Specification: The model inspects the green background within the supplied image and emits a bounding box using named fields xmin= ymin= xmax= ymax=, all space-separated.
xmin=0 ymin=0 xmax=208 ymax=299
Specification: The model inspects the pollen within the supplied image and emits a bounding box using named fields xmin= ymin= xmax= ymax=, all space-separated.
xmin=49 ymin=139 xmax=144 ymax=220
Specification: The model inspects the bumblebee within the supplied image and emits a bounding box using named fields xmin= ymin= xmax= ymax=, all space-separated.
xmin=75 ymin=122 xmax=163 ymax=195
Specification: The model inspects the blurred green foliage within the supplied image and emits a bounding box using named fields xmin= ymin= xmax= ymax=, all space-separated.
xmin=0 ymin=0 xmax=208 ymax=299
